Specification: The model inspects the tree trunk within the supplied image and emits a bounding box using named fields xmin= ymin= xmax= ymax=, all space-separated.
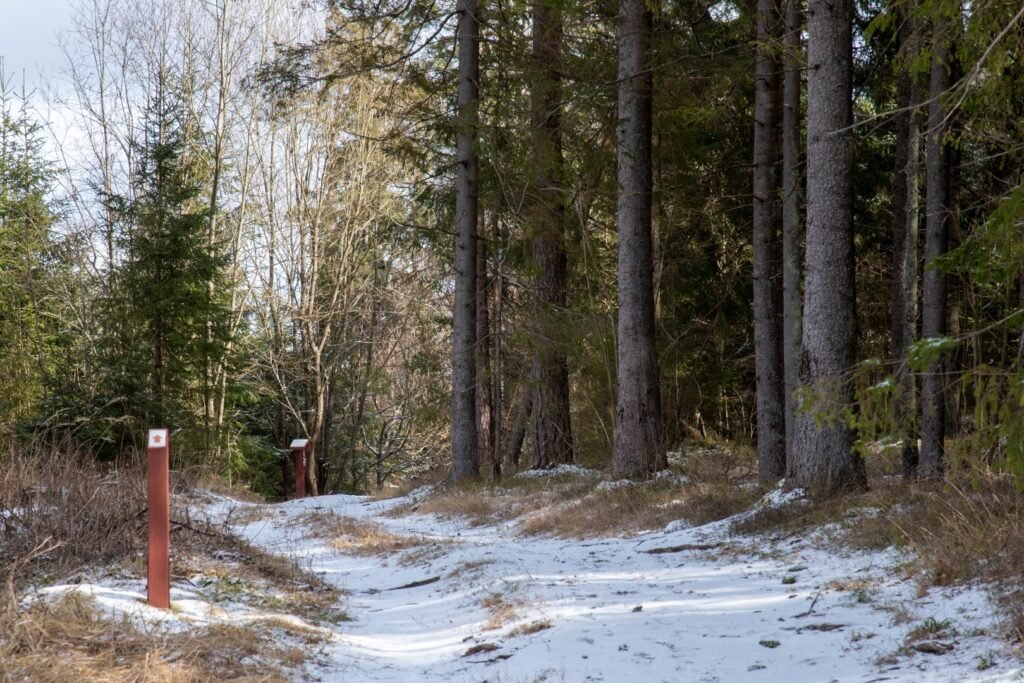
xmin=204 ymin=0 xmax=229 ymax=465
xmin=1018 ymin=238 xmax=1024 ymax=365
xmin=451 ymin=0 xmax=481 ymax=483
xmin=476 ymin=235 xmax=495 ymax=474
xmin=781 ymin=0 xmax=802 ymax=465
xmin=492 ymin=218 xmax=505 ymax=477
xmin=613 ymin=0 xmax=664 ymax=478
xmin=505 ymin=387 xmax=532 ymax=468
xmin=529 ymin=0 xmax=573 ymax=469
xmin=891 ymin=6 xmax=921 ymax=479
xmin=306 ymin=447 xmax=319 ymax=497
xmin=789 ymin=0 xmax=866 ymax=494
xmin=920 ymin=12 xmax=953 ymax=479
xmin=753 ymin=0 xmax=785 ymax=483
xmin=318 ymin=370 xmax=336 ymax=494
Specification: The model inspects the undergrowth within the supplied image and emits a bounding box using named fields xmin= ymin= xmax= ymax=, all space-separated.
xmin=404 ymin=442 xmax=762 ymax=538
xmin=733 ymin=465 xmax=1024 ymax=644
xmin=0 ymin=445 xmax=340 ymax=680
xmin=0 ymin=591 xmax=308 ymax=682
xmin=304 ymin=509 xmax=428 ymax=555
xmin=0 ymin=445 xmax=147 ymax=591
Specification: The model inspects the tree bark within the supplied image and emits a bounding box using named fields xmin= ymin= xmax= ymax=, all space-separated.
xmin=450 ymin=0 xmax=481 ymax=483
xmin=492 ymin=218 xmax=505 ymax=477
xmin=782 ymin=0 xmax=803 ymax=466
xmin=789 ymin=0 xmax=866 ymax=494
xmin=505 ymin=386 xmax=531 ymax=468
xmin=529 ymin=0 xmax=573 ymax=469
xmin=204 ymin=0 xmax=229 ymax=465
xmin=891 ymin=5 xmax=921 ymax=479
xmin=612 ymin=0 xmax=664 ymax=478
xmin=476 ymin=235 xmax=496 ymax=475
xmin=753 ymin=0 xmax=785 ymax=483
xmin=920 ymin=11 xmax=953 ymax=479
xmin=325 ymin=368 xmax=342 ymax=493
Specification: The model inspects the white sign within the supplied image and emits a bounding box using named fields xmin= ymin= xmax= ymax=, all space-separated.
xmin=148 ymin=429 xmax=169 ymax=449
xmin=290 ymin=438 xmax=309 ymax=449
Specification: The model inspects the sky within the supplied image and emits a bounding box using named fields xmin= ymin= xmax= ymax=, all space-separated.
xmin=0 ymin=0 xmax=75 ymax=92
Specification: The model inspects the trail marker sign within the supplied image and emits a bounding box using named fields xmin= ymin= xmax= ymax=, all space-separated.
xmin=147 ymin=428 xmax=170 ymax=609
xmin=291 ymin=439 xmax=309 ymax=499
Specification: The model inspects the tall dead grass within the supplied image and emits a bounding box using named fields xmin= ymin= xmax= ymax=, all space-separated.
xmin=0 ymin=444 xmax=338 ymax=680
xmin=0 ymin=445 xmax=147 ymax=590
xmin=304 ymin=510 xmax=425 ymax=555
xmin=0 ymin=591 xmax=298 ymax=682
xmin=407 ymin=477 xmax=595 ymax=528
xmin=519 ymin=479 xmax=761 ymax=538
xmin=731 ymin=470 xmax=1024 ymax=642
xmin=403 ymin=443 xmax=762 ymax=538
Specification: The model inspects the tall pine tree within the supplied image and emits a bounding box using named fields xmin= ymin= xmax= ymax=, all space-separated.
xmin=106 ymin=76 xmax=230 ymax=446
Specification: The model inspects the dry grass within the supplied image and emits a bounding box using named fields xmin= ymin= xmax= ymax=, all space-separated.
xmin=730 ymin=477 xmax=911 ymax=549
xmin=167 ymin=509 xmax=348 ymax=625
xmin=671 ymin=442 xmax=758 ymax=484
xmin=508 ymin=619 xmax=552 ymax=638
xmin=413 ymin=489 xmax=512 ymax=525
xmin=175 ymin=517 xmax=320 ymax=587
xmin=172 ymin=549 xmax=347 ymax=625
xmin=393 ymin=444 xmax=762 ymax=539
xmin=730 ymin=475 xmax=1024 ymax=577
xmin=370 ymin=468 xmax=448 ymax=501
xmin=395 ymin=470 xmax=601 ymax=526
xmin=0 ymin=525 xmax=340 ymax=681
xmin=519 ymin=479 xmax=760 ymax=539
xmin=304 ymin=510 xmax=425 ymax=555
xmin=731 ymin=469 xmax=1024 ymax=643
xmin=0 ymin=447 xmax=148 ymax=591
xmin=222 ymin=504 xmax=276 ymax=526
xmin=480 ymin=592 xmax=521 ymax=631
xmin=180 ymin=467 xmax=266 ymax=504
xmin=0 ymin=591 xmax=307 ymax=682
xmin=0 ymin=443 xmax=345 ymax=680
xmin=446 ymin=559 xmax=494 ymax=579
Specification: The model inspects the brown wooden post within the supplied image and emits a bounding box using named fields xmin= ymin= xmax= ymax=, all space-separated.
xmin=291 ymin=439 xmax=309 ymax=498
xmin=147 ymin=429 xmax=170 ymax=609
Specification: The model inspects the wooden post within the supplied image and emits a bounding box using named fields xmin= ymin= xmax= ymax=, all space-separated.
xmin=147 ymin=429 xmax=170 ymax=609
xmin=291 ymin=439 xmax=309 ymax=498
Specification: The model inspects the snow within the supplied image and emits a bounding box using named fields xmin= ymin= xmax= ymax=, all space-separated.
xmin=36 ymin=582 xmax=233 ymax=631
xmin=871 ymin=377 xmax=896 ymax=390
xmin=919 ymin=337 xmax=954 ymax=350
xmin=514 ymin=464 xmax=601 ymax=479
xmin=756 ymin=479 xmax=808 ymax=508
xmin=30 ymin=483 xmax=1024 ymax=682
xmin=33 ymin=572 xmax=336 ymax=641
xmin=595 ymin=471 xmax=691 ymax=492
xmin=595 ymin=479 xmax=634 ymax=492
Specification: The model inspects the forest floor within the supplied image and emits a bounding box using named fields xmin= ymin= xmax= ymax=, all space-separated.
xmin=19 ymin=464 xmax=1024 ymax=682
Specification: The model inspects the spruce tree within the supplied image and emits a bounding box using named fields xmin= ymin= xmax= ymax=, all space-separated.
xmin=107 ymin=78 xmax=230 ymax=443
xmin=0 ymin=83 xmax=58 ymax=425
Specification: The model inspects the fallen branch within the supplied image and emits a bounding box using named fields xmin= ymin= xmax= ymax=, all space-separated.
xmin=463 ymin=643 xmax=499 ymax=657
xmin=795 ymin=590 xmax=822 ymax=618
xmin=641 ymin=542 xmax=723 ymax=554
xmin=386 ymin=576 xmax=440 ymax=591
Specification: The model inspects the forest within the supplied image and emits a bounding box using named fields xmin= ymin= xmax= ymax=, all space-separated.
xmin=0 ymin=0 xmax=1017 ymax=499
xmin=3 ymin=0 xmax=1024 ymax=678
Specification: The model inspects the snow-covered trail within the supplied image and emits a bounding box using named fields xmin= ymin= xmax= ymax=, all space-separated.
xmin=216 ymin=486 xmax=1022 ymax=683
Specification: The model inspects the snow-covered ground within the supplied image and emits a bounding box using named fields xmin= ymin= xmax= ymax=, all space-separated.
xmin=37 ymin=483 xmax=1024 ymax=682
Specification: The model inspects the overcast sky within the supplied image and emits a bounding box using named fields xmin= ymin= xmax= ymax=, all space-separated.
xmin=0 ymin=0 xmax=74 ymax=92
